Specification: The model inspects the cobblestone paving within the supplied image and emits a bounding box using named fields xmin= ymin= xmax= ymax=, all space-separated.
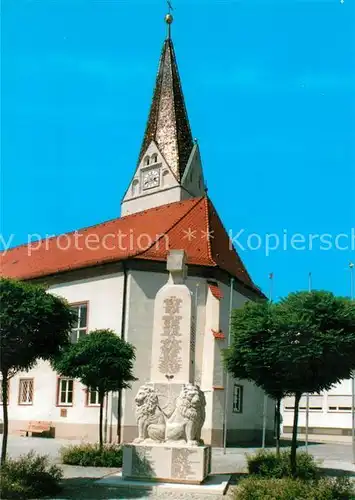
xmin=2 ymin=436 xmax=354 ymax=499
xmin=54 ymin=479 xmax=238 ymax=499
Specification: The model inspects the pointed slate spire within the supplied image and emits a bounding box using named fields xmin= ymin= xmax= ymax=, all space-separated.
xmin=138 ymin=17 xmax=194 ymax=181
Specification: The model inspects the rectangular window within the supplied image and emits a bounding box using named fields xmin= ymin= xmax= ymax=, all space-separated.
xmin=58 ymin=379 xmax=74 ymax=406
xmin=327 ymin=395 xmax=352 ymax=412
xmin=19 ymin=379 xmax=34 ymax=405
xmin=87 ymin=388 xmax=100 ymax=406
xmin=285 ymin=394 xmax=324 ymax=411
xmin=233 ymin=384 xmax=243 ymax=413
xmin=70 ymin=303 xmax=88 ymax=343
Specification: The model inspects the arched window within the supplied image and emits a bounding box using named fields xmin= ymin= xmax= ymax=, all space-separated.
xmin=144 ymin=156 xmax=150 ymax=166
xmin=162 ymin=170 xmax=169 ymax=186
xmin=151 ymin=153 xmax=158 ymax=164
xmin=132 ymin=179 xmax=139 ymax=196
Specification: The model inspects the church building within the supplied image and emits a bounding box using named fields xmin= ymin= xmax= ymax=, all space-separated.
xmin=1 ymin=15 xmax=275 ymax=446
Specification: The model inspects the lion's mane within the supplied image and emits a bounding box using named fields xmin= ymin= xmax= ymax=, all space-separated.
xmin=135 ymin=385 xmax=160 ymax=421
xmin=176 ymin=384 xmax=206 ymax=424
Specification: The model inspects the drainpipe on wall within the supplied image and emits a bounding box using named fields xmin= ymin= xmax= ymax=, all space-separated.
xmin=223 ymin=276 xmax=234 ymax=454
xmin=117 ymin=262 xmax=128 ymax=443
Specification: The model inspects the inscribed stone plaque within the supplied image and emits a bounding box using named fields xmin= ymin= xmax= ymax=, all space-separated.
xmin=158 ymin=297 xmax=183 ymax=375
xmin=151 ymin=284 xmax=192 ymax=384
xmin=122 ymin=443 xmax=211 ymax=483
xmin=171 ymin=448 xmax=196 ymax=479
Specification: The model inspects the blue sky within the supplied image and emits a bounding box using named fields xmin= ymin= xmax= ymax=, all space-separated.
xmin=1 ymin=0 xmax=354 ymax=299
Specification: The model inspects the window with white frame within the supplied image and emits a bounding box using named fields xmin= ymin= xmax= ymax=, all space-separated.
xmin=70 ymin=303 xmax=88 ymax=343
xmin=87 ymin=388 xmax=100 ymax=406
xmin=18 ymin=379 xmax=34 ymax=405
xmin=327 ymin=395 xmax=352 ymax=412
xmin=233 ymin=384 xmax=243 ymax=413
xmin=284 ymin=394 xmax=323 ymax=411
xmin=58 ymin=379 xmax=74 ymax=406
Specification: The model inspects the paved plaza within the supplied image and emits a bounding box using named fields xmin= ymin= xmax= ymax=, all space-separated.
xmin=3 ymin=435 xmax=354 ymax=471
xmin=1 ymin=436 xmax=354 ymax=499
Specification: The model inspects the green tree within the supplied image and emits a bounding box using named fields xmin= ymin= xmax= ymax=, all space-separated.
xmin=53 ymin=329 xmax=136 ymax=449
xmin=0 ymin=278 xmax=75 ymax=463
xmin=224 ymin=291 xmax=355 ymax=475
xmin=223 ymin=300 xmax=285 ymax=455
xmin=277 ymin=291 xmax=355 ymax=473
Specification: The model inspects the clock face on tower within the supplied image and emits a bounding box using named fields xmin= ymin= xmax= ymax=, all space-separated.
xmin=142 ymin=169 xmax=160 ymax=190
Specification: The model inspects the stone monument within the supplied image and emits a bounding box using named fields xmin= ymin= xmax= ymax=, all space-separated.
xmin=123 ymin=250 xmax=211 ymax=484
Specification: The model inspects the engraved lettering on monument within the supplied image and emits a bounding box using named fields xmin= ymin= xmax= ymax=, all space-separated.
xmin=159 ymin=296 xmax=183 ymax=376
xmin=171 ymin=448 xmax=196 ymax=479
xmin=190 ymin=311 xmax=196 ymax=353
xmin=131 ymin=446 xmax=156 ymax=478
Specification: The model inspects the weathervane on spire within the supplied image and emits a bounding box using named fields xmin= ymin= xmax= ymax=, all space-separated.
xmin=165 ymin=0 xmax=174 ymax=39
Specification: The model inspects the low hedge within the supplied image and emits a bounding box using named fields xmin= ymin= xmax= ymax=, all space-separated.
xmin=246 ymin=449 xmax=319 ymax=480
xmin=236 ymin=476 xmax=355 ymax=500
xmin=61 ymin=443 xmax=123 ymax=467
xmin=0 ymin=452 xmax=63 ymax=500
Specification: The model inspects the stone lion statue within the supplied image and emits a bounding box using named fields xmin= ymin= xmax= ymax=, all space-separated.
xmin=133 ymin=384 xmax=165 ymax=443
xmin=165 ymin=384 xmax=206 ymax=446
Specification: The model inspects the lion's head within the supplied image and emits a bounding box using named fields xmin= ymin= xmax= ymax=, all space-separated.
xmin=134 ymin=385 xmax=159 ymax=419
xmin=176 ymin=384 xmax=206 ymax=423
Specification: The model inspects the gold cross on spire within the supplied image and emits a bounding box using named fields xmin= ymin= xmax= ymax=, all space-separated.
xmin=165 ymin=1 xmax=174 ymax=39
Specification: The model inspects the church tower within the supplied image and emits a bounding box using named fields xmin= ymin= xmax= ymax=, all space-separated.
xmin=121 ymin=14 xmax=206 ymax=216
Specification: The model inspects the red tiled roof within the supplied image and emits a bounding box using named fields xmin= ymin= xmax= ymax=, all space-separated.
xmin=0 ymin=197 xmax=262 ymax=295
xmin=207 ymin=281 xmax=224 ymax=300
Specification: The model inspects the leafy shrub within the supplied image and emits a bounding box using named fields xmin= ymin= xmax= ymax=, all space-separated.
xmin=61 ymin=443 xmax=123 ymax=467
xmin=315 ymin=476 xmax=355 ymax=499
xmin=235 ymin=476 xmax=355 ymax=500
xmin=0 ymin=451 xmax=63 ymax=499
xmin=246 ymin=448 xmax=319 ymax=480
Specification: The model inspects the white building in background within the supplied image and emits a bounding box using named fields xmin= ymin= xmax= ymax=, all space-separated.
xmin=282 ymin=379 xmax=353 ymax=438
xmin=1 ymin=16 xmax=275 ymax=445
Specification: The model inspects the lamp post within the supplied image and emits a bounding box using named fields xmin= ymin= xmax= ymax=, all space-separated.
xmin=305 ymin=272 xmax=312 ymax=452
xmin=262 ymin=273 xmax=273 ymax=448
xmin=350 ymin=262 xmax=354 ymax=464
xmin=223 ymin=277 xmax=234 ymax=455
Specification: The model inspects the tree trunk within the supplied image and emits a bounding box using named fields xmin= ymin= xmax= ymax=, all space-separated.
xmin=1 ymin=374 xmax=9 ymax=464
xmin=99 ymin=392 xmax=105 ymax=451
xmin=290 ymin=392 xmax=302 ymax=477
xmin=275 ymin=397 xmax=281 ymax=458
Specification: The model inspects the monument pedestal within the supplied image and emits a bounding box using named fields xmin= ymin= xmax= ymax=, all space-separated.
xmin=124 ymin=251 xmax=210 ymax=486
xmin=123 ymin=443 xmax=211 ymax=484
